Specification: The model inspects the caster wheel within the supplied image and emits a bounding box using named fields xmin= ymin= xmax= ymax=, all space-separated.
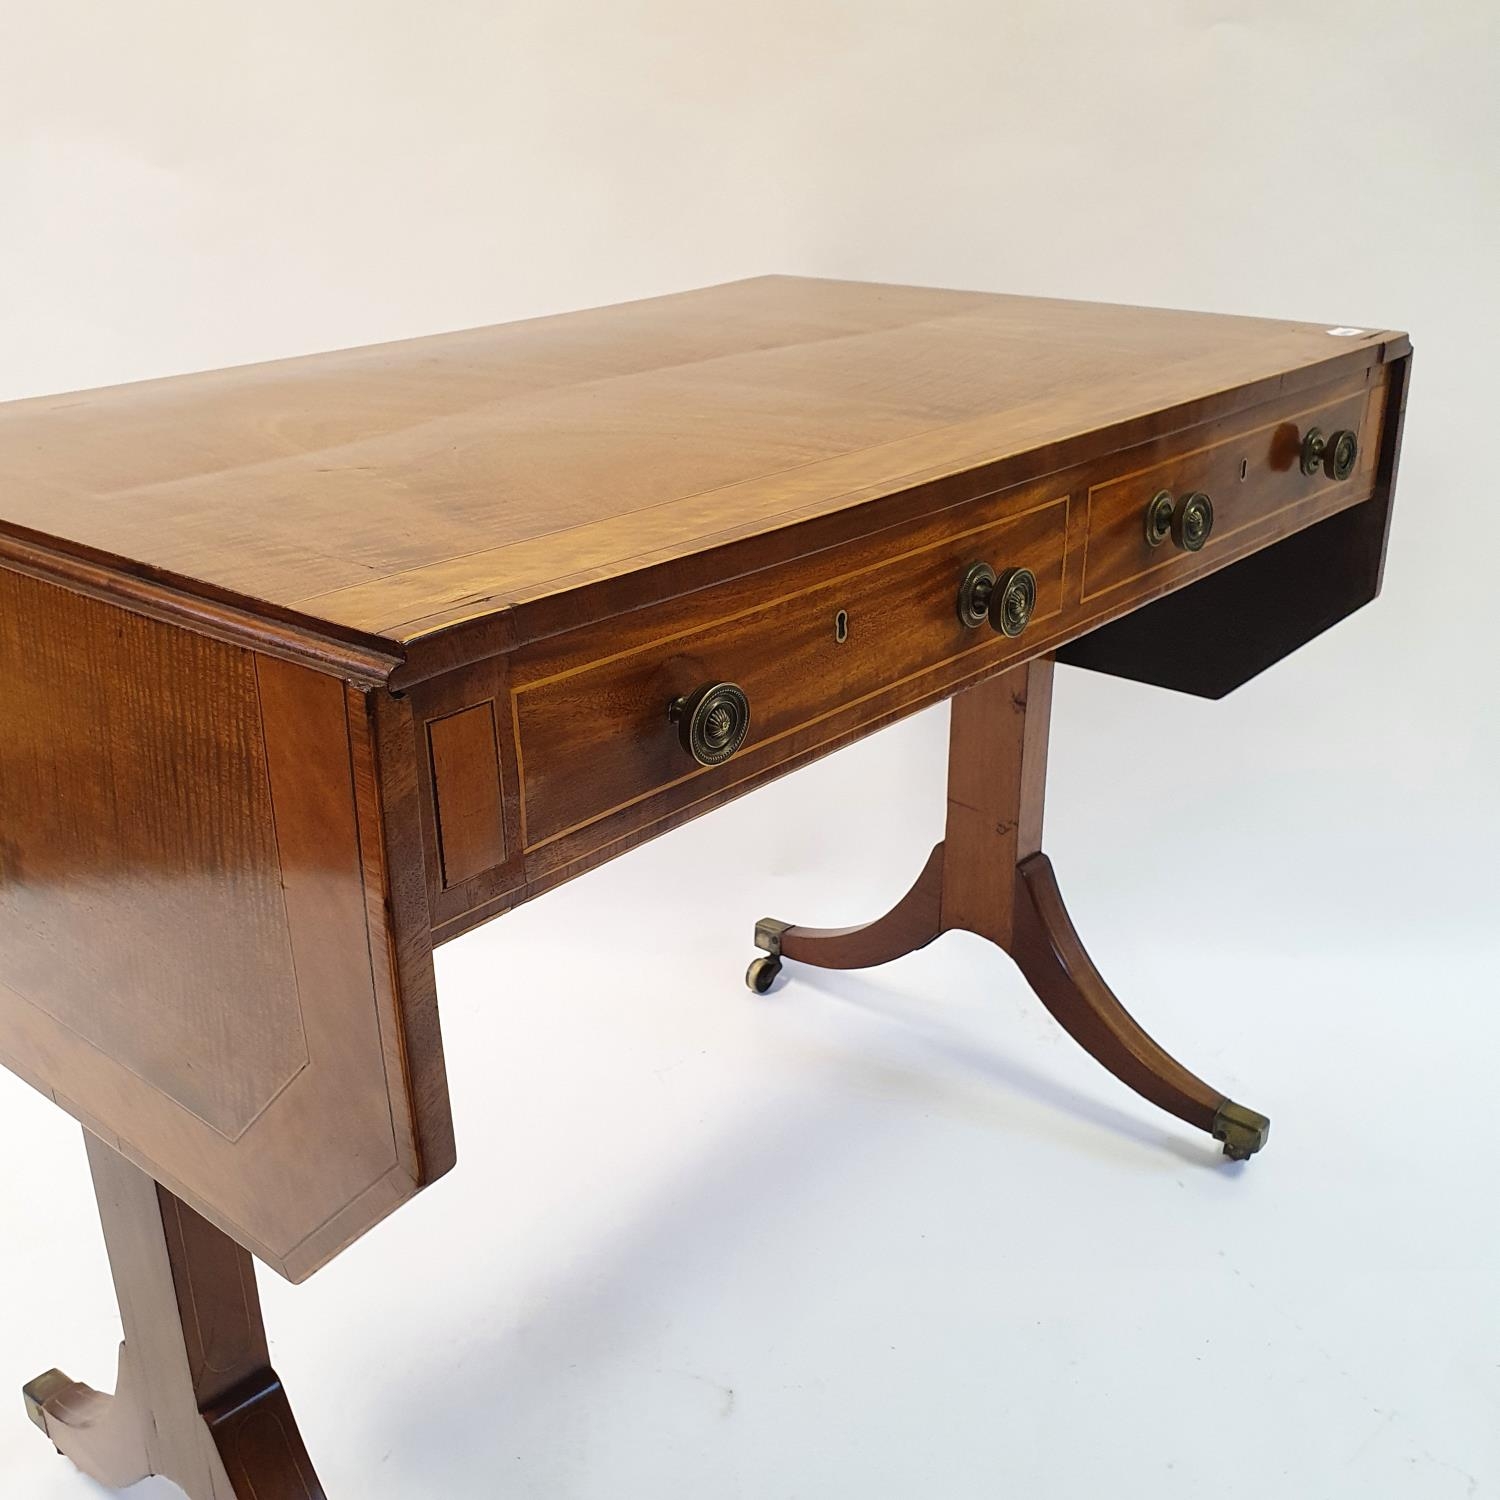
xmin=746 ymin=956 xmax=782 ymax=994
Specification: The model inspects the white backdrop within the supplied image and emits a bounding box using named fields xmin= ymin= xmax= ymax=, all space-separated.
xmin=2 ymin=3 xmax=1496 ymax=1497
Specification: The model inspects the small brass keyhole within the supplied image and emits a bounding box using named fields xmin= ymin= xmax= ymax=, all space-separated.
xmin=835 ymin=609 xmax=849 ymax=644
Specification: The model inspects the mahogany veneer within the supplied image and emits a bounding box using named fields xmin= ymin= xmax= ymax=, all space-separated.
xmin=0 ymin=277 xmax=1410 ymax=1497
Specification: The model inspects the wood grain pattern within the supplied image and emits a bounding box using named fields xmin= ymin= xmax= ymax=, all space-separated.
xmin=940 ymin=657 xmax=1053 ymax=947
xmin=0 ymin=570 xmax=452 ymax=1281
xmin=514 ymin=493 xmax=1068 ymax=852
xmin=413 ymin=360 xmax=1396 ymax=943
xmin=1079 ymin=382 xmax=1375 ymax=601
xmin=0 ymin=569 xmax=304 ymax=1139
xmin=365 ymin=688 xmax=458 ymax=1185
xmin=0 ymin=277 xmax=1407 ymax=665
xmin=778 ymin=846 xmax=945 ymax=971
xmin=406 ymin=652 xmax=526 ymax=930
xmin=427 ymin=703 xmax=507 ymax=886
xmin=1061 ymin=349 xmax=1411 ymax=698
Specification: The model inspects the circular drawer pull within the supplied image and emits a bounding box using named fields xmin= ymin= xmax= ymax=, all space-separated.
xmin=669 ymin=681 xmax=751 ymax=766
xmin=1144 ymin=490 xmax=1214 ymax=551
xmin=956 ymin=562 xmax=1037 ymax=637
xmin=1327 ymin=428 xmax=1359 ymax=480
xmin=992 ymin=566 xmax=1038 ymax=636
xmin=956 ymin=561 xmax=997 ymax=628
xmin=1301 ymin=426 xmax=1359 ymax=481
xmin=1171 ymin=491 xmax=1214 ymax=552
xmin=1144 ymin=489 xmax=1175 ymax=547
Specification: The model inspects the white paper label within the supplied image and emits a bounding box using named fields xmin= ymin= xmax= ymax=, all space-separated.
xmin=1324 ymin=326 xmax=1366 ymax=337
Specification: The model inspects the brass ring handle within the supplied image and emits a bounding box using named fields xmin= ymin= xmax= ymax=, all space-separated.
xmin=1144 ymin=489 xmax=1175 ymax=548
xmin=1171 ymin=491 xmax=1214 ymax=552
xmin=1326 ymin=428 xmax=1358 ymax=480
xmin=956 ymin=562 xmax=1037 ymax=637
xmin=668 ymin=681 xmax=751 ymax=766
xmin=956 ymin=561 xmax=997 ymax=628
xmin=991 ymin=566 xmax=1037 ymax=636
xmin=1301 ymin=426 xmax=1359 ymax=481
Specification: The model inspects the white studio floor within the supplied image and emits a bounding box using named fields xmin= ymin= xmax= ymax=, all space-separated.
xmin=2 ymin=652 xmax=1495 ymax=1500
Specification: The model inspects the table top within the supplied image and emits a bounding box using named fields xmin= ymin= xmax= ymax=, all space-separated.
xmin=0 ymin=276 xmax=1406 ymax=652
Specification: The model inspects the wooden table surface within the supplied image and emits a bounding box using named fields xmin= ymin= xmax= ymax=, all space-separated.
xmin=0 ymin=276 xmax=1406 ymax=655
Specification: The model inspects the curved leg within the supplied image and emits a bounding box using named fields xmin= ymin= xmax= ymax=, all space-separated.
xmin=1012 ymin=853 xmax=1269 ymax=1159
xmin=23 ymin=1130 xmax=326 ymax=1499
xmin=23 ymin=1352 xmax=148 ymax=1491
xmin=746 ymin=662 xmax=1269 ymax=1159
xmin=744 ymin=666 xmax=1272 ymax=1158
xmin=749 ymin=843 xmax=944 ymax=989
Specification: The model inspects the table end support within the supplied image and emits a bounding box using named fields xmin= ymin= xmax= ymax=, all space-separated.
xmin=746 ymin=657 xmax=1273 ymax=1163
xmin=21 ymin=1131 xmax=327 ymax=1500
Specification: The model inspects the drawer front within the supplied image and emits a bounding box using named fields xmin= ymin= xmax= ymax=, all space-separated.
xmin=1081 ymin=383 xmax=1376 ymax=602
xmin=410 ymin=359 xmax=1397 ymax=938
xmin=513 ymin=494 xmax=1069 ymax=853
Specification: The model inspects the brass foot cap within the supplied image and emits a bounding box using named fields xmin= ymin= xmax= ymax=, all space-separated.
xmin=22 ymin=1369 xmax=72 ymax=1434
xmin=1212 ymin=1101 xmax=1271 ymax=1162
xmin=753 ymin=918 xmax=793 ymax=958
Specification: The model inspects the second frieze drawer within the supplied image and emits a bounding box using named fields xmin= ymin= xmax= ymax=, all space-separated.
xmin=511 ymin=494 xmax=1069 ymax=854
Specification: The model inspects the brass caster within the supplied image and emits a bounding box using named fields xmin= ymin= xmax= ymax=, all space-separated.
xmin=22 ymin=1369 xmax=71 ymax=1435
xmin=746 ymin=955 xmax=783 ymax=994
xmin=748 ymin=916 xmax=792 ymax=993
xmin=1212 ymin=1101 xmax=1270 ymax=1162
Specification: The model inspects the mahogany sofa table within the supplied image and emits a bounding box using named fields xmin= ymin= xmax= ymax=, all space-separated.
xmin=0 ymin=277 xmax=1409 ymax=1497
